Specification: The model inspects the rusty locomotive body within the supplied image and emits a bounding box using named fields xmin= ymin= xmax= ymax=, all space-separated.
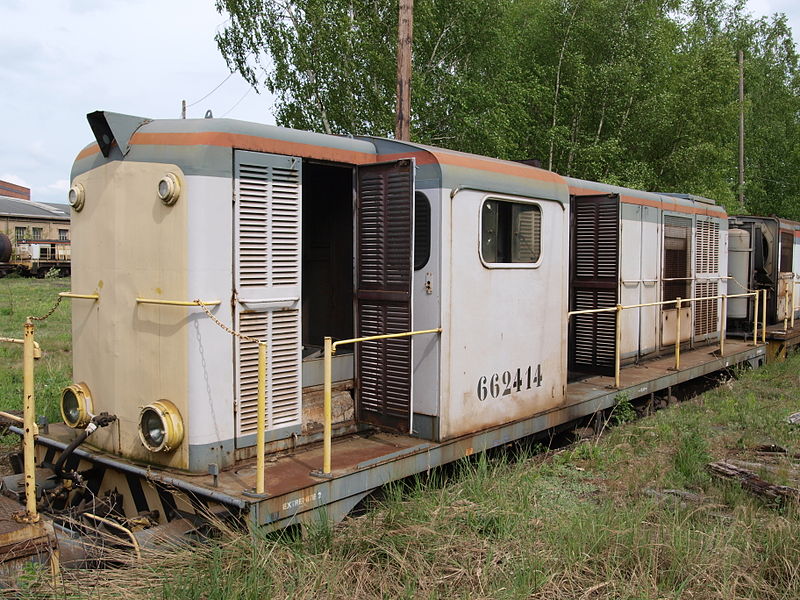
xmin=1 ymin=111 xmax=776 ymax=567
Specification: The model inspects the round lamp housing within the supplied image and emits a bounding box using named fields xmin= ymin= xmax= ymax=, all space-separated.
xmin=68 ymin=184 xmax=86 ymax=212
xmin=138 ymin=400 xmax=184 ymax=453
xmin=60 ymin=383 xmax=93 ymax=428
xmin=157 ymin=173 xmax=181 ymax=206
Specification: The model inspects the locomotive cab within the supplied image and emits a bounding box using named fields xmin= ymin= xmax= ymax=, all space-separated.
xmin=63 ymin=112 xmax=442 ymax=474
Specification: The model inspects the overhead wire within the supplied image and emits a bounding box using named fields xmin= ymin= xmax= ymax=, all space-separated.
xmin=186 ymin=72 xmax=235 ymax=108
xmin=221 ymin=87 xmax=254 ymax=118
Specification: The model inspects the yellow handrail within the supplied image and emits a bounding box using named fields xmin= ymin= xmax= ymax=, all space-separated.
xmin=21 ymin=319 xmax=37 ymax=521
xmin=0 ymin=337 xmax=42 ymax=359
xmin=319 ymin=328 xmax=442 ymax=475
xmin=567 ymin=291 xmax=762 ymax=388
xmin=59 ymin=292 xmax=99 ymax=300
xmin=136 ymin=298 xmax=221 ymax=307
xmin=256 ymin=342 xmax=266 ymax=495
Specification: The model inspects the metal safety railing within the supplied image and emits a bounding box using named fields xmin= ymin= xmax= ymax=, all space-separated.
xmin=567 ymin=290 xmax=767 ymax=389
xmin=782 ymin=282 xmax=796 ymax=333
xmin=2 ymin=290 xmax=100 ymax=521
xmin=136 ymin=297 xmax=221 ymax=307
xmin=1 ymin=320 xmax=43 ymax=522
xmin=317 ymin=328 xmax=442 ymax=476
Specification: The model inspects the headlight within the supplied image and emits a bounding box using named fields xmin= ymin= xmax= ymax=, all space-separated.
xmin=157 ymin=173 xmax=181 ymax=206
xmin=68 ymin=184 xmax=85 ymax=212
xmin=138 ymin=400 xmax=183 ymax=452
xmin=61 ymin=383 xmax=93 ymax=428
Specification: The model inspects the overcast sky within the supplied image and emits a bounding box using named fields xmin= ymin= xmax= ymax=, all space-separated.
xmin=0 ymin=0 xmax=797 ymax=205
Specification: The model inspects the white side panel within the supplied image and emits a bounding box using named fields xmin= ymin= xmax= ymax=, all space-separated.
xmin=794 ymin=233 xmax=800 ymax=318
xmin=411 ymin=189 xmax=442 ymax=418
xmin=186 ymin=175 xmax=235 ymax=449
xmin=640 ymin=206 xmax=660 ymax=355
xmin=443 ymin=190 xmax=568 ymax=440
xmin=619 ymin=204 xmax=642 ymax=359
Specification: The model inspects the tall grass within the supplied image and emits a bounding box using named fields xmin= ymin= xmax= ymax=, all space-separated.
xmin=0 ymin=277 xmax=71 ymax=424
xmin=33 ymin=355 xmax=800 ymax=599
xmin=7 ymin=277 xmax=799 ymax=599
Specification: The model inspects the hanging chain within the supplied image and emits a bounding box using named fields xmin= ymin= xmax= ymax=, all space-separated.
xmin=194 ymin=300 xmax=265 ymax=344
xmin=29 ymin=294 xmax=63 ymax=322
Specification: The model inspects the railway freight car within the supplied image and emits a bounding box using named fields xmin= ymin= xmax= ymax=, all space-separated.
xmin=0 ymin=112 xmax=766 ymax=562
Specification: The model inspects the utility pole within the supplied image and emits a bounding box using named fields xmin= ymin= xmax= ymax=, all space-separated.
xmin=395 ymin=0 xmax=413 ymax=141
xmin=182 ymin=100 xmax=187 ymax=119
xmin=738 ymin=50 xmax=745 ymax=210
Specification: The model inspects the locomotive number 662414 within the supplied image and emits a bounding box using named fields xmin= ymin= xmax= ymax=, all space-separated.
xmin=477 ymin=364 xmax=542 ymax=402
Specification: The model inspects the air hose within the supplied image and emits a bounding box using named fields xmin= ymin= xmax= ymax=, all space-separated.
xmin=53 ymin=412 xmax=117 ymax=479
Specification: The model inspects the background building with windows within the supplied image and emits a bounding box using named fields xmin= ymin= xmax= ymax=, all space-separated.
xmin=0 ymin=180 xmax=71 ymax=275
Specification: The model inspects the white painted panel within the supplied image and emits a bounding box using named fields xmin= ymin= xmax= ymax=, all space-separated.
xmin=411 ymin=189 xmax=442 ymax=418
xmin=186 ymin=175 xmax=235 ymax=449
xmin=794 ymin=232 xmax=800 ymax=318
xmin=442 ymin=190 xmax=567 ymax=440
xmin=620 ymin=205 xmax=641 ymax=359
xmin=640 ymin=206 xmax=659 ymax=355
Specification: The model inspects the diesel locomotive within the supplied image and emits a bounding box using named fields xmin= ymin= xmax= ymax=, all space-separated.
xmin=4 ymin=110 xmax=794 ymax=568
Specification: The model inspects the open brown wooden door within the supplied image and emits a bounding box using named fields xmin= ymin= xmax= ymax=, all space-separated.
xmin=355 ymin=159 xmax=414 ymax=433
xmin=569 ymin=194 xmax=620 ymax=377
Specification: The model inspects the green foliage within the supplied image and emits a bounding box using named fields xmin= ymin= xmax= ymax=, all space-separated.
xmin=611 ymin=392 xmax=636 ymax=426
xmin=668 ymin=426 xmax=712 ymax=489
xmin=215 ymin=0 xmax=800 ymax=216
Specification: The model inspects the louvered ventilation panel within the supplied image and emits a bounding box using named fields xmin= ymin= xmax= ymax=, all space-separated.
xmin=574 ymin=201 xmax=619 ymax=280
xmin=694 ymin=221 xmax=720 ymax=336
xmin=237 ymin=311 xmax=301 ymax=436
xmin=695 ymin=221 xmax=720 ymax=276
xmin=356 ymin=161 xmax=413 ymax=432
xmin=569 ymin=195 xmax=619 ymax=376
xmin=235 ymin=153 xmax=302 ymax=440
xmin=694 ymin=281 xmax=719 ymax=336
xmin=237 ymin=164 xmax=300 ymax=288
xmin=572 ymin=289 xmax=617 ymax=369
xmin=515 ymin=208 xmax=542 ymax=262
xmin=358 ymin=303 xmax=412 ymax=420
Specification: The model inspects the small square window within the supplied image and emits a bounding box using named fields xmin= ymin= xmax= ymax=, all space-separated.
xmin=31 ymin=227 xmax=43 ymax=240
xmin=59 ymin=229 xmax=69 ymax=241
xmin=15 ymin=227 xmax=26 ymax=241
xmin=481 ymin=199 xmax=541 ymax=264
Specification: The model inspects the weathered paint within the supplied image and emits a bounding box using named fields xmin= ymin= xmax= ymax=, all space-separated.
xmin=71 ymin=161 xmax=190 ymax=470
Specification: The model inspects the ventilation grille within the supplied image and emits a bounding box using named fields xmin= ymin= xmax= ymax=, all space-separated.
xmin=569 ymin=194 xmax=619 ymax=376
xmin=514 ymin=206 xmax=542 ymax=262
xmin=694 ymin=281 xmax=719 ymax=336
xmin=237 ymin=310 xmax=301 ymax=436
xmin=695 ymin=220 xmax=720 ymax=275
xmin=358 ymin=303 xmax=412 ymax=420
xmin=574 ymin=200 xmax=619 ymax=279
xmin=780 ymin=231 xmax=794 ymax=273
xmin=237 ymin=163 xmax=300 ymax=288
xmin=663 ymin=216 xmax=691 ymax=301
xmin=234 ymin=151 xmax=302 ymax=442
xmin=572 ymin=289 xmax=618 ymax=369
xmin=356 ymin=161 xmax=413 ymax=432
xmin=358 ymin=167 xmax=412 ymax=291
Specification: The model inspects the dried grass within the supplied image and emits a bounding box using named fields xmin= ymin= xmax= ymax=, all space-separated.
xmin=23 ymin=354 xmax=800 ymax=599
